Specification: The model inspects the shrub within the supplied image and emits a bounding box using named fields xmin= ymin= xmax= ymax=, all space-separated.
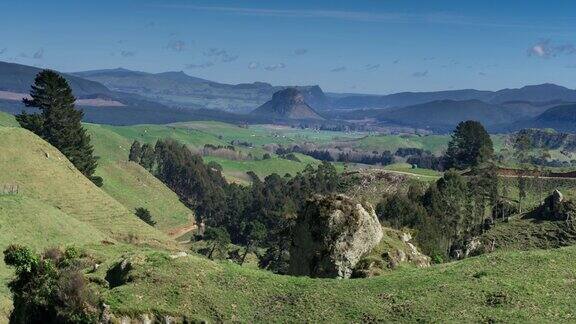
xmin=135 ymin=207 xmax=156 ymax=226
xmin=3 ymin=245 xmax=100 ymax=323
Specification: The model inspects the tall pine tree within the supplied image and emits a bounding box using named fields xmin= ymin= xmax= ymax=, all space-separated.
xmin=16 ymin=70 xmax=102 ymax=186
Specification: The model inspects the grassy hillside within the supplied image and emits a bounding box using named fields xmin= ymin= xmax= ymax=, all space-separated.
xmin=0 ymin=195 xmax=108 ymax=320
xmin=82 ymin=243 xmax=576 ymax=322
xmin=86 ymin=124 xmax=195 ymax=232
xmin=0 ymin=112 xmax=16 ymax=127
xmin=0 ymin=126 xmax=171 ymax=246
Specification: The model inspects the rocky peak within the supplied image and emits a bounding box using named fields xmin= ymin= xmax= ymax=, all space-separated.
xmin=272 ymin=88 xmax=306 ymax=106
xmin=251 ymin=88 xmax=324 ymax=120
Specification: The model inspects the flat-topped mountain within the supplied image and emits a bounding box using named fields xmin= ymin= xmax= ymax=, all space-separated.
xmin=251 ymin=88 xmax=324 ymax=120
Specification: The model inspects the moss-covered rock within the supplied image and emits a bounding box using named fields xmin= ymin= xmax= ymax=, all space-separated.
xmin=289 ymin=194 xmax=383 ymax=278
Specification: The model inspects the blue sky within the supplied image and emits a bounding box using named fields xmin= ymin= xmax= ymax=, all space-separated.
xmin=1 ymin=0 xmax=575 ymax=94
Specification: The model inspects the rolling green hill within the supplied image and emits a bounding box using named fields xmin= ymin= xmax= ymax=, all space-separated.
xmin=86 ymin=124 xmax=195 ymax=233
xmin=82 ymin=243 xmax=576 ymax=322
xmin=0 ymin=195 xmax=108 ymax=320
xmin=0 ymin=126 xmax=171 ymax=245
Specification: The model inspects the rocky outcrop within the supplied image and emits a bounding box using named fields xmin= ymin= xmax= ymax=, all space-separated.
xmin=353 ymin=230 xmax=430 ymax=277
xmin=251 ymin=88 xmax=325 ymax=120
xmin=289 ymin=194 xmax=383 ymax=278
xmin=529 ymin=189 xmax=576 ymax=222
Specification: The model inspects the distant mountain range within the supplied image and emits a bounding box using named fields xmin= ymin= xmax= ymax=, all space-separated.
xmin=332 ymin=83 xmax=576 ymax=110
xmin=251 ymin=88 xmax=324 ymax=120
xmin=73 ymin=68 xmax=329 ymax=113
xmin=1 ymin=60 xmax=576 ymax=132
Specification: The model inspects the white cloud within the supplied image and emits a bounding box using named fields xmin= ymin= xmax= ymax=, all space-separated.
xmin=248 ymin=61 xmax=260 ymax=70
xmin=264 ymin=63 xmax=286 ymax=71
xmin=528 ymin=39 xmax=576 ymax=58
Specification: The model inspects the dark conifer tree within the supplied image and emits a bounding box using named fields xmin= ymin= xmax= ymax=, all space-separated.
xmin=16 ymin=70 xmax=101 ymax=186
xmin=135 ymin=207 xmax=156 ymax=226
xmin=129 ymin=141 xmax=142 ymax=163
xmin=139 ymin=143 xmax=156 ymax=171
xmin=445 ymin=120 xmax=493 ymax=170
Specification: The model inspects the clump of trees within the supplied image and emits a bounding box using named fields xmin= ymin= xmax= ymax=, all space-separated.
xmin=3 ymin=245 xmax=100 ymax=323
xmin=16 ymin=70 xmax=102 ymax=186
xmin=377 ymin=121 xmax=498 ymax=261
xmin=128 ymin=138 xmax=341 ymax=271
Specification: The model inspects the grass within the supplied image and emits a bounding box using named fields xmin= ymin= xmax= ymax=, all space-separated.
xmin=500 ymin=176 xmax=576 ymax=211
xmin=345 ymin=134 xmax=506 ymax=156
xmin=204 ymin=154 xmax=323 ymax=180
xmin=383 ymin=162 xmax=443 ymax=178
xmin=0 ymin=195 xmax=107 ymax=320
xmin=480 ymin=218 xmax=576 ymax=251
xmin=349 ymin=134 xmax=450 ymax=154
xmin=0 ymin=126 xmax=172 ymax=246
xmin=86 ymin=124 xmax=194 ymax=232
xmin=90 ymin=122 xmax=329 ymax=180
xmin=173 ymin=121 xmax=363 ymax=146
xmin=80 ymin=243 xmax=576 ymax=322
xmin=0 ymin=113 xmax=16 ymax=127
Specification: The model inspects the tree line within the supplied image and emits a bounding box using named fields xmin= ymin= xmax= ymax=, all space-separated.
xmin=129 ymin=138 xmax=340 ymax=271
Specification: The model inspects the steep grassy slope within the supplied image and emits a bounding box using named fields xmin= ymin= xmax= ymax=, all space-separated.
xmin=0 ymin=112 xmax=16 ymax=127
xmin=0 ymin=126 xmax=171 ymax=245
xmin=84 ymin=244 xmax=576 ymax=322
xmin=0 ymin=195 xmax=108 ymax=320
xmin=86 ymin=124 xmax=194 ymax=232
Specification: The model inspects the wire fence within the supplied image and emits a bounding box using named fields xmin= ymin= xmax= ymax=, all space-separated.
xmin=0 ymin=183 xmax=20 ymax=195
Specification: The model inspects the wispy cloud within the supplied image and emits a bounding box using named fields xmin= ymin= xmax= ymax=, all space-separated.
xmin=166 ymin=40 xmax=186 ymax=52
xmin=294 ymin=48 xmax=308 ymax=55
xmin=185 ymin=62 xmax=214 ymax=69
xmin=264 ymin=63 xmax=286 ymax=71
xmin=331 ymin=66 xmax=347 ymax=72
xmin=248 ymin=61 xmax=260 ymax=70
xmin=527 ymin=39 xmax=576 ymax=58
xmin=0 ymin=48 xmax=7 ymax=55
xmin=151 ymin=5 xmax=567 ymax=30
xmin=145 ymin=21 xmax=156 ymax=28
xmin=393 ymin=59 xmax=400 ymax=64
xmin=365 ymin=64 xmax=380 ymax=71
xmin=32 ymin=48 xmax=44 ymax=59
xmin=204 ymin=48 xmax=238 ymax=62
xmin=412 ymin=70 xmax=428 ymax=78
xmin=120 ymin=50 xmax=136 ymax=57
